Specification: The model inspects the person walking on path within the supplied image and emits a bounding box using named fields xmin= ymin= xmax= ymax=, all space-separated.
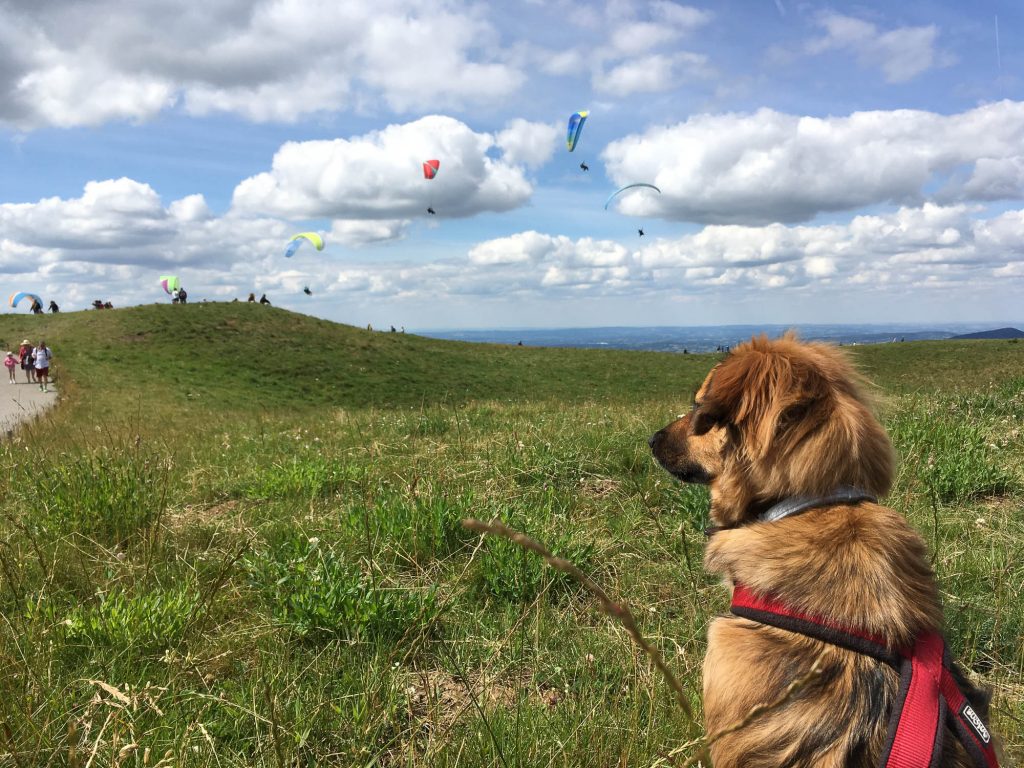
xmin=18 ymin=340 xmax=35 ymax=384
xmin=33 ymin=341 xmax=52 ymax=392
xmin=5 ymin=352 xmax=17 ymax=383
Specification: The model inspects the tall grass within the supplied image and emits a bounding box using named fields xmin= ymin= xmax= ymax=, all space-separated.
xmin=0 ymin=308 xmax=1021 ymax=765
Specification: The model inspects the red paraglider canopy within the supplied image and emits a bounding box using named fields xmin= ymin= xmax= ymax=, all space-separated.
xmin=422 ymin=159 xmax=440 ymax=179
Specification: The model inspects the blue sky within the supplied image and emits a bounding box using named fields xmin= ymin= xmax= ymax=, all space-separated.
xmin=1 ymin=0 xmax=1022 ymax=329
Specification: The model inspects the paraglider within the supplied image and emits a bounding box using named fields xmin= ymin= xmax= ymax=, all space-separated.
xmin=638 ymin=228 xmax=645 ymax=237
xmin=604 ymin=183 xmax=662 ymax=210
xmin=567 ymin=111 xmax=588 ymax=152
xmin=580 ymin=162 xmax=589 ymax=172
xmin=9 ymin=292 xmax=43 ymax=311
xmin=160 ymin=275 xmax=180 ymax=294
xmin=303 ymin=286 xmax=312 ymax=296
xmin=284 ymin=232 xmax=324 ymax=258
xmin=423 ymin=159 xmax=440 ymax=214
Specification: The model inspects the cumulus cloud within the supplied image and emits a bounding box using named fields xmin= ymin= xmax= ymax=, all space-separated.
xmin=806 ymin=12 xmax=944 ymax=83
xmin=495 ymin=119 xmax=560 ymax=169
xmin=323 ymin=203 xmax=1024 ymax=302
xmin=590 ymin=2 xmax=712 ymax=94
xmin=231 ymin=115 xmax=535 ymax=220
xmin=602 ymin=101 xmax=1024 ymax=225
xmin=337 ymin=232 xmax=644 ymax=298
xmin=3 ymin=176 xmax=1024 ymax=315
xmin=328 ymin=219 xmax=410 ymax=247
xmin=595 ymin=53 xmax=709 ymax=95
xmin=533 ymin=2 xmax=711 ymax=96
xmin=0 ymin=0 xmax=524 ymax=128
xmin=0 ymin=178 xmax=286 ymax=274
xmin=607 ymin=2 xmax=711 ymax=56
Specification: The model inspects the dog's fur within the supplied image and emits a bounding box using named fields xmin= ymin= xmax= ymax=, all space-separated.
xmin=649 ymin=333 xmax=995 ymax=768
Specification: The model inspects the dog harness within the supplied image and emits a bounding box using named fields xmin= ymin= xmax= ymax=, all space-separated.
xmin=722 ymin=491 xmax=999 ymax=768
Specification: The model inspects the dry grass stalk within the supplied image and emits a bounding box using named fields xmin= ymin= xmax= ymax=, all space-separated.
xmin=461 ymin=517 xmax=697 ymax=725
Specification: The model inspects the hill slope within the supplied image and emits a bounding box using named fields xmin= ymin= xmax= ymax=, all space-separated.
xmin=3 ymin=303 xmax=1024 ymax=427
xmin=0 ymin=304 xmax=1021 ymax=765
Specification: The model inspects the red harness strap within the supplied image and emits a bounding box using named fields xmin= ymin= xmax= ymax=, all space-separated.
xmin=731 ymin=584 xmax=999 ymax=768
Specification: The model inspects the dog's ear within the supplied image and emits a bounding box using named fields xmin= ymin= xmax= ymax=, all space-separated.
xmin=702 ymin=342 xmax=830 ymax=457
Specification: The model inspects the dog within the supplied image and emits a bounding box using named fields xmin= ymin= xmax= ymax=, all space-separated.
xmin=649 ymin=333 xmax=999 ymax=768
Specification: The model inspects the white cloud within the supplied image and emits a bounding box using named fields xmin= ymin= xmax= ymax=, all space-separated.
xmin=602 ymin=101 xmax=1024 ymax=224
xmin=231 ymin=115 xmax=535 ymax=221
xmin=324 ymin=203 xmax=1024 ymax=302
xmin=495 ymin=119 xmax=560 ymax=169
xmin=169 ymin=194 xmax=213 ymax=222
xmin=806 ymin=13 xmax=943 ymax=84
xmin=0 ymin=0 xmax=525 ymax=129
xmin=328 ymin=219 xmax=410 ymax=247
xmin=596 ymin=54 xmax=695 ymax=95
xmin=606 ymin=1 xmax=711 ymax=55
xmin=0 ymin=178 xmax=285 ymax=275
xmin=3 ymin=176 xmax=1024 ymax=316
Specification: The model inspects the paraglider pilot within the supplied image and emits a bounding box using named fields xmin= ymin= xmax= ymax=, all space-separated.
xmin=638 ymin=228 xmax=645 ymax=237
xmin=427 ymin=207 xmax=436 ymax=215
xmin=48 ymin=300 xmax=59 ymax=313
xmin=580 ymin=162 xmax=589 ymax=171
xmin=303 ymin=287 xmax=312 ymax=296
xmin=30 ymin=300 xmax=43 ymax=315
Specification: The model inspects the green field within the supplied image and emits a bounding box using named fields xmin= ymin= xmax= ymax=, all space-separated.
xmin=1 ymin=304 xmax=1021 ymax=766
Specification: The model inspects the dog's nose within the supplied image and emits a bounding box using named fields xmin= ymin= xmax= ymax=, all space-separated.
xmin=648 ymin=430 xmax=663 ymax=450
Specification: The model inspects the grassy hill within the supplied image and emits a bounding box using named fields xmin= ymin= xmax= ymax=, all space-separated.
xmin=0 ymin=305 xmax=1021 ymax=766
xmin=3 ymin=303 xmax=1023 ymax=411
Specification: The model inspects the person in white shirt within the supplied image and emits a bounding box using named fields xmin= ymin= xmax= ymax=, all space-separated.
xmin=33 ymin=341 xmax=52 ymax=393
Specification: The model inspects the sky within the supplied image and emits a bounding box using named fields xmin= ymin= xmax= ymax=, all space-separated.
xmin=1 ymin=0 xmax=1023 ymax=330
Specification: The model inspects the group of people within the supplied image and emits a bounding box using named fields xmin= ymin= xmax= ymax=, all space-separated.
xmin=92 ymin=300 xmax=115 ymax=309
xmin=247 ymin=293 xmax=272 ymax=305
xmin=4 ymin=339 xmax=53 ymax=392
xmin=171 ymin=288 xmax=188 ymax=304
xmin=27 ymin=300 xmax=59 ymax=314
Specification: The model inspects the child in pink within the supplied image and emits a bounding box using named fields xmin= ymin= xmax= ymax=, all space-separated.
xmin=4 ymin=352 xmax=17 ymax=383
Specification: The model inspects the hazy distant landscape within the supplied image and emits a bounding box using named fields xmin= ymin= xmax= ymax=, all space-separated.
xmin=420 ymin=322 xmax=1024 ymax=352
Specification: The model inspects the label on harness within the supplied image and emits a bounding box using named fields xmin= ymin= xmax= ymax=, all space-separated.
xmin=960 ymin=703 xmax=991 ymax=745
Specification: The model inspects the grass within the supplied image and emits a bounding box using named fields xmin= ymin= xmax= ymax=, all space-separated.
xmin=0 ymin=304 xmax=1021 ymax=766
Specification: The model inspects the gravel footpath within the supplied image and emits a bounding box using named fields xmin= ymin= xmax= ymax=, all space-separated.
xmin=0 ymin=381 xmax=58 ymax=435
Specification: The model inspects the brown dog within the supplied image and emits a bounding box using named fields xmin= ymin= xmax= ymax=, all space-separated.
xmin=650 ymin=333 xmax=998 ymax=768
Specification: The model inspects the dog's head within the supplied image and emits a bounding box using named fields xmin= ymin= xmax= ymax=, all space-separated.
xmin=650 ymin=332 xmax=894 ymax=528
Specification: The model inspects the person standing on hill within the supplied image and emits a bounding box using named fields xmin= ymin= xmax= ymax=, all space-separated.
xmin=18 ymin=339 xmax=34 ymax=384
xmin=259 ymin=294 xmax=271 ymax=305
xmin=33 ymin=341 xmax=52 ymax=392
xmin=178 ymin=287 xmax=188 ymax=304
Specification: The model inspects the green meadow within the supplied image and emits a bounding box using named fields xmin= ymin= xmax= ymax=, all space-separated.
xmin=0 ymin=303 xmax=1021 ymax=766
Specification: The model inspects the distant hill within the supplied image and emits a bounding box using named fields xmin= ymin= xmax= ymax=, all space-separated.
xmin=950 ymin=327 xmax=1024 ymax=340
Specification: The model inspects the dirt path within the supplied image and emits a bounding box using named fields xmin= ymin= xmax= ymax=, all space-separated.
xmin=0 ymin=381 xmax=58 ymax=435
